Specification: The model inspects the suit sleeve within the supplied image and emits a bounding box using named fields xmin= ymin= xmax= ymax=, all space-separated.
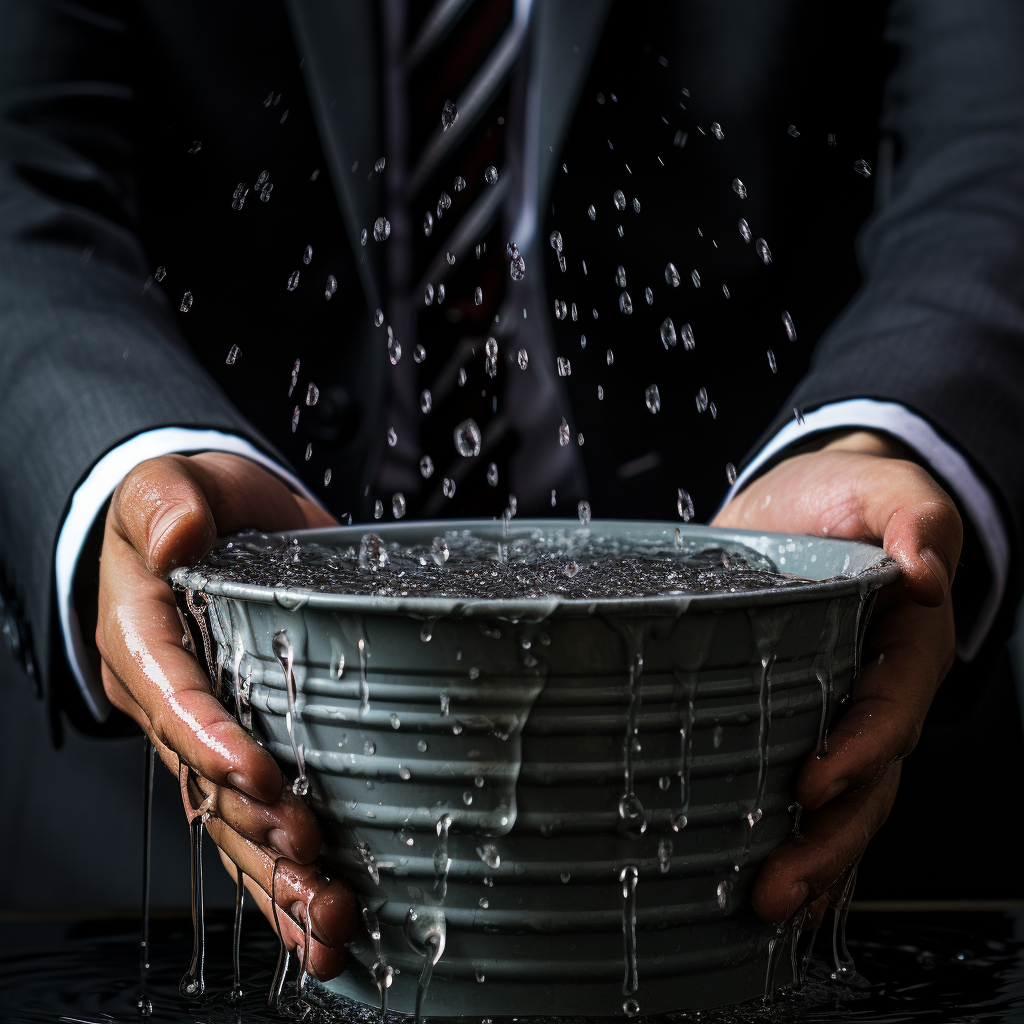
xmin=0 ymin=1 xmax=276 ymax=713
xmin=748 ymin=0 xmax=1024 ymax=638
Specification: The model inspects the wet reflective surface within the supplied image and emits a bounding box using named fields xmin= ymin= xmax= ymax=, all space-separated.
xmin=2 ymin=910 xmax=1022 ymax=1022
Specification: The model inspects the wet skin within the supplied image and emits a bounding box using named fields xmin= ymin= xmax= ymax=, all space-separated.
xmin=95 ymin=434 xmax=960 ymax=977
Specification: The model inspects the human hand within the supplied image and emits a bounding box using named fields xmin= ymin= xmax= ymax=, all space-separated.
xmin=711 ymin=431 xmax=962 ymax=923
xmin=95 ymin=452 xmax=357 ymax=978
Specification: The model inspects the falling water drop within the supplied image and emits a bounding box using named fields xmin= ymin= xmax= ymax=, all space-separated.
xmin=613 ymin=189 xmax=626 ymax=211
xmin=454 ymin=419 xmax=482 ymax=457
xmin=420 ymin=455 xmax=434 ymax=478
xmin=374 ymin=217 xmax=391 ymax=241
xmin=665 ymin=262 xmax=681 ymax=287
xmin=732 ymin=178 xmax=747 ymax=198
xmin=645 ymin=384 xmax=661 ymax=413
xmin=441 ymin=99 xmax=459 ymax=131
xmin=756 ymin=238 xmax=772 ymax=264
xmin=782 ymin=311 xmax=797 ymax=341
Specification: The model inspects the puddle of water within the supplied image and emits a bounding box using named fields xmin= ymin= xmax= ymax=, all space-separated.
xmin=0 ymin=910 xmax=1021 ymax=1022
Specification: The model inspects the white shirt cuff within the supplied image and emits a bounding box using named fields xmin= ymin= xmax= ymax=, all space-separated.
xmin=55 ymin=427 xmax=316 ymax=721
xmin=721 ymin=398 xmax=1008 ymax=662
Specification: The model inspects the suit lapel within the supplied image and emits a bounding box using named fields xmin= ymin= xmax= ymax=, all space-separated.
xmin=285 ymin=0 xmax=383 ymax=309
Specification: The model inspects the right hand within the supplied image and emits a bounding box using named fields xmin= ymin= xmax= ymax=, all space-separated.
xmin=95 ymin=452 xmax=356 ymax=979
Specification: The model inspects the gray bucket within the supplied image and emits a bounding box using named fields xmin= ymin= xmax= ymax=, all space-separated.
xmin=170 ymin=519 xmax=897 ymax=1016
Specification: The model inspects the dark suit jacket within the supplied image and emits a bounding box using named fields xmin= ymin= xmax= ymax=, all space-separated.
xmin=1 ymin=0 xmax=1023 ymax=736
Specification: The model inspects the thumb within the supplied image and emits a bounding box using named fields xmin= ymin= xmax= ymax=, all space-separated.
xmin=111 ymin=452 xmax=327 ymax=578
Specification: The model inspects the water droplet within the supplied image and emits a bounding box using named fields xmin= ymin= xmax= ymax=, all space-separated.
xmin=713 ymin=724 xmax=724 ymax=747
xmin=373 ymin=216 xmax=391 ymax=242
xmin=578 ymin=500 xmax=591 ymax=526
xmin=484 ymin=165 xmax=498 ymax=185
xmin=155 ymin=266 xmax=166 ymax=282
xmin=291 ymin=406 xmax=300 ymax=432
xmin=677 ymin=488 xmax=694 ymax=521
xmin=645 ymin=384 xmax=661 ymax=413
xmin=738 ymin=218 xmax=752 ymax=244
xmin=619 ymin=291 xmax=633 ymax=314
xmin=477 ymin=898 xmax=488 ymax=910
xmin=767 ymin=349 xmax=777 ymax=373
xmin=597 ymin=385 xmax=604 ymax=400
xmin=548 ymin=230 xmax=564 ymax=254
xmin=477 ymin=844 xmax=500 ymax=869
xmin=325 ymin=274 xmax=337 ymax=299
xmin=305 ymin=382 xmax=319 ymax=406
xmin=364 ymin=740 xmax=376 ymax=755
xmin=443 ymin=477 xmax=456 ymax=498
xmin=305 ymin=444 xmax=313 ymax=463
xmin=303 ymin=244 xmax=313 ymax=265
xmin=485 ymin=462 xmax=498 ymax=487
xmin=507 ymin=241 xmax=526 ymax=280
xmin=756 ymin=238 xmax=772 ymax=264
xmin=696 ymin=387 xmax=708 ymax=412
xmin=420 ymin=455 xmax=434 ymax=478
xmin=517 ymin=348 xmax=529 ymax=370
xmin=660 ymin=318 xmax=677 ymax=349
xmin=658 ymin=836 xmax=674 ymax=874
xmin=390 ymin=713 xmax=401 ymax=729
xmin=423 ymin=210 xmax=434 ymax=237
xmin=558 ymin=418 xmax=570 ymax=446
xmin=615 ymin=265 xmax=627 ymax=288
xmin=374 ymin=499 xmax=383 ymax=519
xmin=563 ymin=560 xmax=580 ymax=578
xmin=454 ymin=418 xmax=482 ymax=457
xmin=286 ymin=270 xmax=300 ymax=292
xmin=387 ymin=427 xmax=398 ymax=447
xmin=788 ymin=124 xmax=801 ymax=138
xmin=665 ymin=262 xmax=680 ymax=287
xmin=710 ymin=122 xmax=724 ymax=140
xmin=431 ymin=537 xmax=450 ymax=565
xmin=617 ymin=224 xmax=624 ymax=236
xmin=722 ymin=284 xmax=730 ymax=298
xmin=454 ymin=175 xmax=466 ymax=191
xmin=554 ymin=299 xmax=567 ymax=320
xmin=570 ymin=302 xmax=578 ymax=321
xmin=324 ymin=468 xmax=332 ymax=486
xmin=606 ymin=349 xmax=614 ymax=365
xmin=180 ymin=291 xmax=193 ymax=312
xmin=726 ymin=462 xmax=737 ymax=485
xmin=680 ymin=323 xmax=695 ymax=350
xmin=717 ymin=879 xmax=733 ymax=909
xmin=557 ymin=356 xmax=571 ymax=377
xmin=388 ymin=336 xmax=402 ymax=364
xmin=392 ymin=493 xmax=406 ymax=519
xmin=854 ymin=158 xmax=873 ymax=178
xmin=225 ymin=344 xmax=241 ymax=365
xmin=374 ymin=308 xmax=384 ymax=327
xmin=360 ymin=228 xmax=368 ymax=245
xmin=794 ymin=406 xmax=805 ymax=425
xmin=437 ymin=191 xmax=451 ymax=215
xmin=474 ymin=286 xmax=483 ymax=306
xmin=732 ymin=178 xmax=747 ymax=198
xmin=398 ymin=765 xmax=411 ymax=780
xmin=458 ymin=367 xmax=467 ymax=386
xmin=633 ymin=197 xmax=641 ymax=212
xmin=642 ymin=287 xmax=653 ymax=307
xmin=658 ymin=775 xmax=672 ymax=791
xmin=613 ymin=189 xmax=626 ymax=211
xmin=483 ymin=337 xmax=498 ymax=360
xmin=782 ymin=310 xmax=797 ymax=341
xmin=441 ymin=99 xmax=459 ymax=131
xmin=414 ymin=344 xmax=427 ymax=365
xmin=359 ymin=532 xmax=389 ymax=570
xmin=580 ymin=334 xmax=586 ymax=349
xmin=259 ymin=181 xmax=273 ymax=202
xmin=424 ymin=283 xmax=434 ymax=305
xmin=587 ymin=204 xmax=596 ymax=220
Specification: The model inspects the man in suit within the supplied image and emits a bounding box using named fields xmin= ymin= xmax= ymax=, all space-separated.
xmin=1 ymin=0 xmax=1021 ymax=979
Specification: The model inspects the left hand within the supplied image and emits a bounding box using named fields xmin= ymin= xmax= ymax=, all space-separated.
xmin=711 ymin=431 xmax=962 ymax=923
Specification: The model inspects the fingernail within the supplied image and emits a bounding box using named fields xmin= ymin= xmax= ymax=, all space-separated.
xmin=227 ymin=770 xmax=258 ymax=797
xmin=150 ymin=507 xmax=188 ymax=559
xmin=786 ymin=881 xmax=809 ymax=916
xmin=920 ymin=545 xmax=950 ymax=596
xmin=820 ymin=778 xmax=849 ymax=804
xmin=269 ymin=828 xmax=299 ymax=861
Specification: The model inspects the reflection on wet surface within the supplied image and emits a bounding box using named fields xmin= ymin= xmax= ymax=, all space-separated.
xmin=1 ymin=909 xmax=1022 ymax=1022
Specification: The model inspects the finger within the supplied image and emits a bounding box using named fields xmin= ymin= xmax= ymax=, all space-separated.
xmin=753 ymin=763 xmax=900 ymax=923
xmin=206 ymin=815 xmax=357 ymax=961
xmin=102 ymin=671 xmax=323 ymax=863
xmin=217 ymin=849 xmax=349 ymax=981
xmin=798 ymin=594 xmax=953 ymax=809
xmin=713 ymin=450 xmax=962 ymax=606
xmin=111 ymin=452 xmax=334 ymax=578
xmin=97 ymin=533 xmax=283 ymax=804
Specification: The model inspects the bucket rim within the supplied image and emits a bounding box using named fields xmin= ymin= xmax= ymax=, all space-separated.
xmin=169 ymin=518 xmax=899 ymax=617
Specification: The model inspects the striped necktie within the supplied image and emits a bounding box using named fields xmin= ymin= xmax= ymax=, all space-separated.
xmin=374 ymin=0 xmax=587 ymax=520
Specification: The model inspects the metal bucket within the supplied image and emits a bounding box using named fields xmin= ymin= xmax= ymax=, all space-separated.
xmin=171 ymin=519 xmax=897 ymax=1016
